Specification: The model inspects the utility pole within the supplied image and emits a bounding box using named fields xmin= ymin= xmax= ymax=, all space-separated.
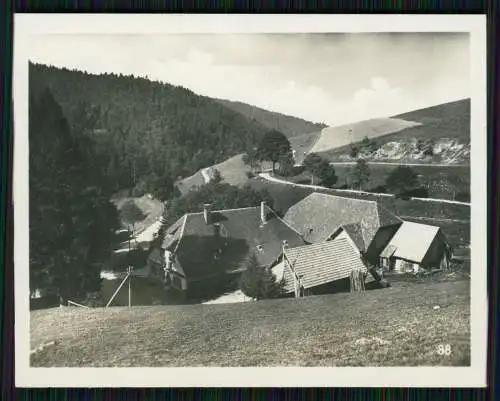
xmin=127 ymin=224 xmax=133 ymax=308
xmin=128 ymin=265 xmax=133 ymax=308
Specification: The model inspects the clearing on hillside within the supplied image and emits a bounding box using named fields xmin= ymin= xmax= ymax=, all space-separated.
xmin=320 ymin=99 xmax=470 ymax=164
xmin=310 ymin=118 xmax=421 ymax=153
xmin=175 ymin=154 xmax=252 ymax=195
xmin=30 ymin=277 xmax=469 ymax=367
xmin=112 ymin=195 xmax=164 ymax=235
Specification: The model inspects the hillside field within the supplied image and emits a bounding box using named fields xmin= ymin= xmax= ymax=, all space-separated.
xmin=285 ymin=164 xmax=470 ymax=201
xmin=320 ymin=99 xmax=470 ymax=163
xmin=31 ymin=276 xmax=469 ymax=367
xmin=311 ymin=117 xmax=421 ymax=153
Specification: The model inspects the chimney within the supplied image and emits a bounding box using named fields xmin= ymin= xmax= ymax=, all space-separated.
xmin=260 ymin=201 xmax=267 ymax=225
xmin=203 ymin=203 xmax=212 ymax=225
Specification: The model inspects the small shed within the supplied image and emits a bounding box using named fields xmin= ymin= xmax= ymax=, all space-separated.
xmin=378 ymin=221 xmax=452 ymax=273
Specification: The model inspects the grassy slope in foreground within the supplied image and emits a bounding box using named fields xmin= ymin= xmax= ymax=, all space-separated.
xmin=31 ymin=278 xmax=469 ymax=367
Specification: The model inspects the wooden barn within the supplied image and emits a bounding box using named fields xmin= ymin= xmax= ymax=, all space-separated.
xmin=272 ymin=236 xmax=378 ymax=297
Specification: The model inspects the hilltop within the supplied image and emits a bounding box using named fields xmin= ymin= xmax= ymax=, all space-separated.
xmin=31 ymin=276 xmax=469 ymax=367
xmin=216 ymin=98 xmax=327 ymax=138
xmin=318 ymin=99 xmax=470 ymax=164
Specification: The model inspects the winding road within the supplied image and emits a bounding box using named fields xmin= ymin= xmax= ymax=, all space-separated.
xmin=258 ymin=172 xmax=471 ymax=206
xmin=327 ymin=161 xmax=469 ymax=168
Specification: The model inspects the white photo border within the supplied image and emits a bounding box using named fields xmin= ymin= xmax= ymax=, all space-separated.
xmin=13 ymin=13 xmax=488 ymax=388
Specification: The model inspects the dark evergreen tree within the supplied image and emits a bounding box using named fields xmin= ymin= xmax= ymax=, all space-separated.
xmin=255 ymin=130 xmax=292 ymax=173
xmin=304 ymin=153 xmax=337 ymax=187
xmin=350 ymin=158 xmax=371 ymax=190
xmin=120 ymin=200 xmax=146 ymax=234
xmin=385 ymin=166 xmax=419 ymax=195
xmin=239 ymin=253 xmax=284 ymax=300
xmin=29 ymin=88 xmax=120 ymax=303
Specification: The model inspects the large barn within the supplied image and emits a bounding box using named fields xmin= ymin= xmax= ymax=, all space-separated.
xmin=283 ymin=192 xmax=403 ymax=263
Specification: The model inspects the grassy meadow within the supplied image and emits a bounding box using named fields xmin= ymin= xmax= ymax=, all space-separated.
xmin=283 ymin=164 xmax=470 ymax=201
xmin=31 ymin=273 xmax=470 ymax=367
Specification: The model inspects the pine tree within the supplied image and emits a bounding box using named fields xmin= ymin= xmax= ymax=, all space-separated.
xmin=239 ymin=253 xmax=284 ymax=300
xmin=350 ymin=158 xmax=371 ymax=190
xmin=255 ymin=130 xmax=292 ymax=173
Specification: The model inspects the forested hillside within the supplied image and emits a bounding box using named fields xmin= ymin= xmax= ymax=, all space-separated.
xmin=216 ymin=98 xmax=327 ymax=138
xmin=29 ymin=63 xmax=276 ymax=196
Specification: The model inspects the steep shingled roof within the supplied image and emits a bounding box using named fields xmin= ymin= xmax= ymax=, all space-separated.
xmin=279 ymin=237 xmax=368 ymax=293
xmin=341 ymin=223 xmax=367 ymax=252
xmin=284 ymin=192 xmax=402 ymax=246
xmin=162 ymin=205 xmax=305 ymax=281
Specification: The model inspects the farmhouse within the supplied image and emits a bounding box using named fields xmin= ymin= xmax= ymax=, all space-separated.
xmin=284 ymin=192 xmax=403 ymax=263
xmin=156 ymin=202 xmax=305 ymax=299
xmin=272 ymin=236 xmax=376 ymax=297
xmin=378 ymin=221 xmax=452 ymax=274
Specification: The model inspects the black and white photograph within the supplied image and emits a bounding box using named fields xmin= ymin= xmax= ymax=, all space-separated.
xmin=13 ymin=14 xmax=487 ymax=387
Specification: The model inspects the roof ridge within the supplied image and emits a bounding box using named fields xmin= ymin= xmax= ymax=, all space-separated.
xmin=377 ymin=203 xmax=403 ymax=222
xmin=288 ymin=236 xmax=350 ymax=253
xmin=264 ymin=205 xmax=305 ymax=239
xmin=401 ymin=219 xmax=441 ymax=230
xmin=173 ymin=215 xmax=188 ymax=253
xmin=187 ymin=206 xmax=258 ymax=215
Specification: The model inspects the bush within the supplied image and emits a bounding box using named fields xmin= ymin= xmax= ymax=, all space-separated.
xmin=371 ymin=185 xmax=387 ymax=193
xmin=107 ymin=248 xmax=149 ymax=272
xmin=386 ymin=166 xmax=419 ymax=195
xmin=120 ymin=200 xmax=146 ymax=228
xmin=246 ymin=171 xmax=255 ymax=179
xmin=454 ymin=191 xmax=470 ymax=202
xmin=239 ymin=253 xmax=284 ymax=300
xmin=404 ymin=187 xmax=429 ymax=198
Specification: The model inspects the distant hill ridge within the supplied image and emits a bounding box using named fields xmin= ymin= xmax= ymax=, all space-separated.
xmin=216 ymin=98 xmax=327 ymax=138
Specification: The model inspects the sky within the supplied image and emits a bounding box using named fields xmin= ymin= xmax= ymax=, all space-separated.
xmin=29 ymin=33 xmax=470 ymax=126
